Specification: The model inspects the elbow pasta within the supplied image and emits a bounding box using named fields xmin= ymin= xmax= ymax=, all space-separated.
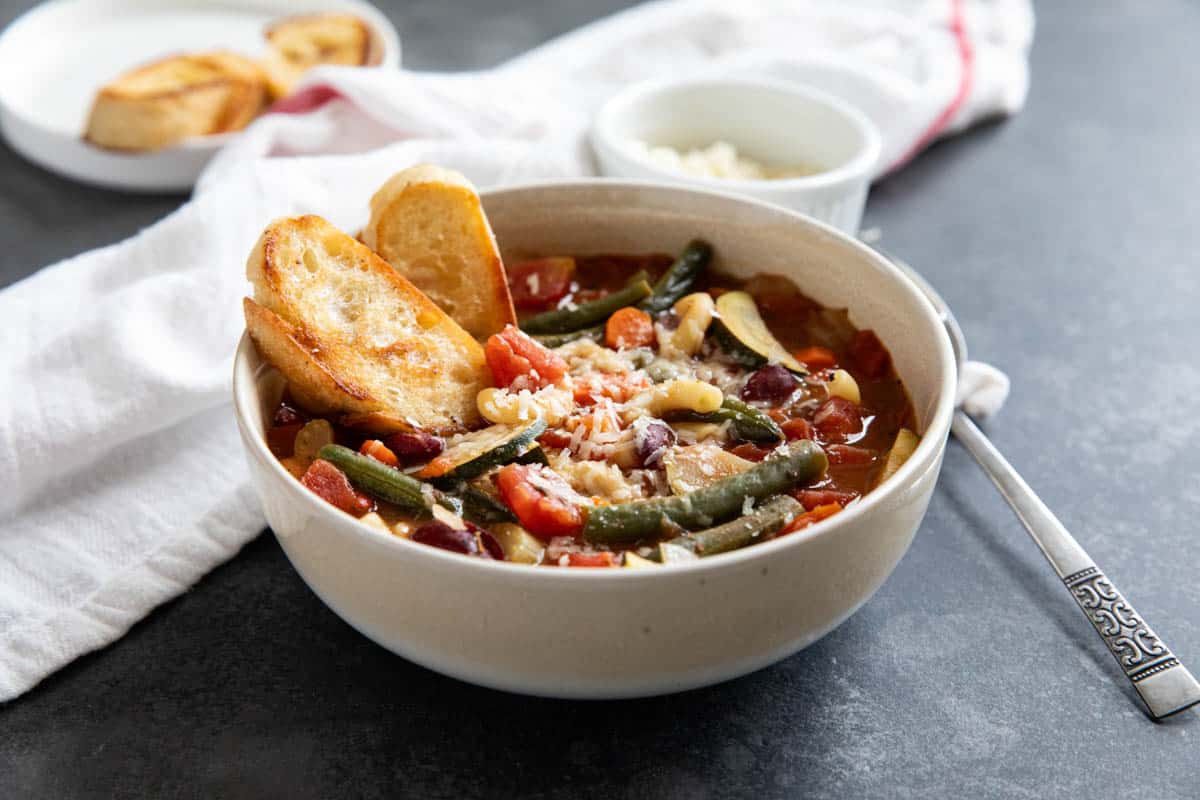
xmin=477 ymin=386 xmax=573 ymax=426
xmin=827 ymin=369 xmax=861 ymax=404
xmin=636 ymin=379 xmax=724 ymax=417
xmin=668 ymin=292 xmax=715 ymax=356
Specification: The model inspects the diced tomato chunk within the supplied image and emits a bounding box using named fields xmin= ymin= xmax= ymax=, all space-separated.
xmin=495 ymin=463 xmax=585 ymax=540
xmin=796 ymin=489 xmax=858 ymax=511
xmin=605 ymin=307 xmax=656 ymax=350
xmin=537 ymin=429 xmax=575 ymax=449
xmin=849 ymin=329 xmax=890 ymax=379
xmin=359 ymin=439 xmax=399 ymax=467
xmin=824 ymin=444 xmax=875 ymax=466
xmin=485 ymin=325 xmax=568 ymax=389
xmin=781 ymin=418 xmax=814 ymax=441
xmin=782 ymin=502 xmax=843 ymax=534
xmin=301 ymin=459 xmax=373 ymax=516
xmin=572 ymin=372 xmax=652 ymax=405
xmin=508 ymin=257 xmax=575 ymax=310
xmin=813 ymin=397 xmax=862 ymax=441
xmin=566 ymin=551 xmax=618 ymax=568
xmin=793 ymin=345 xmax=838 ymax=371
xmin=729 ymin=443 xmax=773 ymax=462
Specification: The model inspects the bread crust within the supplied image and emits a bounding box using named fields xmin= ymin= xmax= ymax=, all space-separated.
xmin=244 ymin=215 xmax=491 ymax=433
xmin=84 ymin=51 xmax=267 ymax=151
xmin=362 ymin=165 xmax=518 ymax=340
xmin=262 ymin=13 xmax=372 ymax=99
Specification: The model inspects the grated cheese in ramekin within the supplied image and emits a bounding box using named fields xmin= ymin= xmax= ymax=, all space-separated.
xmin=628 ymin=140 xmax=819 ymax=181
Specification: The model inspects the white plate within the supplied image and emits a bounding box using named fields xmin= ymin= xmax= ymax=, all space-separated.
xmin=0 ymin=0 xmax=400 ymax=192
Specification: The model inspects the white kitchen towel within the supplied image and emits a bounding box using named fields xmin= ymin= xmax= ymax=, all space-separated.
xmin=0 ymin=0 xmax=1033 ymax=701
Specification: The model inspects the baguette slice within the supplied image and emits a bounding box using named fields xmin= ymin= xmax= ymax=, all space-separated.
xmin=362 ymin=165 xmax=517 ymax=340
xmin=245 ymin=215 xmax=490 ymax=433
xmin=262 ymin=13 xmax=372 ymax=99
xmin=85 ymin=52 xmax=267 ymax=151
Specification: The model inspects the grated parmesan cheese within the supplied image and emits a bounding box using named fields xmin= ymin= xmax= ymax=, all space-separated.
xmin=627 ymin=140 xmax=820 ymax=181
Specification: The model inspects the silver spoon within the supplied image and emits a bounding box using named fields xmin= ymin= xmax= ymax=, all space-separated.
xmin=887 ymin=254 xmax=1200 ymax=720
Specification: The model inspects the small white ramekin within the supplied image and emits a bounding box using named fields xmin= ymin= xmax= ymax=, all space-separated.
xmin=591 ymin=77 xmax=881 ymax=234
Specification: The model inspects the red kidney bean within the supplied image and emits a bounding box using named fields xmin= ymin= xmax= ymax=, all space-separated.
xmin=740 ymin=365 xmax=798 ymax=405
xmin=383 ymin=431 xmax=445 ymax=464
xmin=634 ymin=419 xmax=676 ymax=467
xmin=478 ymin=530 xmax=504 ymax=561
xmin=273 ymin=403 xmax=305 ymax=427
xmin=412 ymin=521 xmax=479 ymax=555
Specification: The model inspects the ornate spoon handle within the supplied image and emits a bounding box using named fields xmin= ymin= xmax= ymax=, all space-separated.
xmin=952 ymin=409 xmax=1200 ymax=719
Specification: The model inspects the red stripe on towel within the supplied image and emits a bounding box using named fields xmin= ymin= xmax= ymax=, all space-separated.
xmin=267 ymin=84 xmax=345 ymax=115
xmin=888 ymin=0 xmax=975 ymax=172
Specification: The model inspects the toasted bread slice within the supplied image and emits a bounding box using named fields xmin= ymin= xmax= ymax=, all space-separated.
xmin=262 ymin=13 xmax=372 ymax=99
xmin=244 ymin=215 xmax=490 ymax=433
xmin=84 ymin=51 xmax=267 ymax=151
xmin=362 ymin=165 xmax=517 ymax=340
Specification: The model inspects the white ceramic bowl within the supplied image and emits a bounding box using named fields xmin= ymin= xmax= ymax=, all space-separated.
xmin=0 ymin=0 xmax=400 ymax=193
xmin=591 ymin=77 xmax=881 ymax=234
xmin=232 ymin=181 xmax=955 ymax=699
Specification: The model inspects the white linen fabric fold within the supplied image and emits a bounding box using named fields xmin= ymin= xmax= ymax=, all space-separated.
xmin=0 ymin=0 xmax=1033 ymax=701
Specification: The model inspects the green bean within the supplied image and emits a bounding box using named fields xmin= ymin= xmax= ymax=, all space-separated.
xmin=318 ymin=444 xmax=434 ymax=514
xmin=656 ymin=495 xmax=802 ymax=558
xmin=582 ymin=441 xmax=826 ymax=544
xmin=321 ymin=444 xmax=521 ymax=526
xmin=640 ymin=240 xmax=713 ymax=313
xmin=521 ymin=279 xmax=653 ymax=335
xmin=532 ymin=325 xmax=604 ymax=348
xmin=692 ymin=396 xmax=784 ymax=443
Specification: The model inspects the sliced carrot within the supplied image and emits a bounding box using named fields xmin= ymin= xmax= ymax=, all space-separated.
xmin=605 ymin=307 xmax=656 ymax=350
xmin=796 ymin=489 xmax=858 ymax=511
xmin=565 ymin=551 xmax=617 ymax=567
xmin=782 ymin=502 xmax=843 ymax=534
xmin=358 ymin=439 xmax=399 ymax=467
xmin=793 ymin=345 xmax=838 ymax=371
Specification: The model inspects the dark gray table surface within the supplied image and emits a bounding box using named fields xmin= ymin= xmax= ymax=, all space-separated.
xmin=2 ymin=1 xmax=1198 ymax=797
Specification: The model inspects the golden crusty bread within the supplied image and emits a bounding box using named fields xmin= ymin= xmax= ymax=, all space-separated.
xmin=244 ymin=215 xmax=491 ymax=433
xmin=84 ymin=51 xmax=267 ymax=151
xmin=262 ymin=13 xmax=372 ymax=99
xmin=361 ymin=165 xmax=518 ymax=341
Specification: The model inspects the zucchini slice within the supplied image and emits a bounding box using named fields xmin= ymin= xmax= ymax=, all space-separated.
xmin=712 ymin=291 xmax=806 ymax=373
xmin=417 ymin=419 xmax=546 ymax=483
xmin=623 ymin=551 xmax=659 ymax=568
xmin=662 ymin=444 xmax=754 ymax=495
xmin=877 ymin=428 xmax=919 ymax=484
xmin=515 ymin=444 xmax=549 ymax=466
